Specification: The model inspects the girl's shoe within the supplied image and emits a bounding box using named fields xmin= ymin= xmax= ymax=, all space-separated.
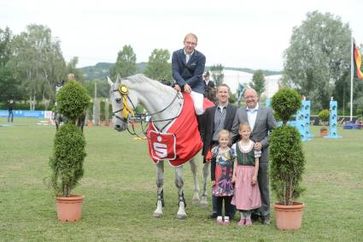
xmin=223 ymin=216 xmax=230 ymax=225
xmin=237 ymin=218 xmax=245 ymax=226
xmin=245 ymin=218 xmax=252 ymax=226
xmin=216 ymin=216 xmax=224 ymax=225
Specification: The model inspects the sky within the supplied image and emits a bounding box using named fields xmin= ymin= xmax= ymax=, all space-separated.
xmin=1 ymin=0 xmax=362 ymax=71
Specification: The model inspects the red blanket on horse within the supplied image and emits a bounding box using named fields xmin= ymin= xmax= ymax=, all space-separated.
xmin=147 ymin=93 xmax=213 ymax=167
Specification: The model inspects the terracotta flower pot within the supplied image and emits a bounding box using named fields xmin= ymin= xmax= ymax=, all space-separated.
xmin=320 ymin=128 xmax=328 ymax=137
xmin=274 ymin=202 xmax=304 ymax=230
xmin=56 ymin=195 xmax=84 ymax=222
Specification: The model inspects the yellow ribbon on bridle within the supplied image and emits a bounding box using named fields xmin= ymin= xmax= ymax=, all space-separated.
xmin=118 ymin=85 xmax=134 ymax=119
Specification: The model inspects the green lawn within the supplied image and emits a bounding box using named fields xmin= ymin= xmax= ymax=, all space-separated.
xmin=0 ymin=118 xmax=362 ymax=241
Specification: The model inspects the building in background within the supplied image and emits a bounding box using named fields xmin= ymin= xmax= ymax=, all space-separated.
xmin=219 ymin=70 xmax=281 ymax=98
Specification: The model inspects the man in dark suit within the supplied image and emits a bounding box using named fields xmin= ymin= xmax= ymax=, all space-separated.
xmin=200 ymin=83 xmax=237 ymax=219
xmin=231 ymin=88 xmax=276 ymax=225
xmin=203 ymin=71 xmax=216 ymax=103
xmin=172 ymin=33 xmax=206 ymax=115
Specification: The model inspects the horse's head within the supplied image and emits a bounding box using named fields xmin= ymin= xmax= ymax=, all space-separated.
xmin=107 ymin=76 xmax=136 ymax=132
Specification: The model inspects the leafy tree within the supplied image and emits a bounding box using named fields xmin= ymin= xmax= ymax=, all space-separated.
xmin=354 ymin=95 xmax=363 ymax=118
xmin=9 ymin=24 xmax=66 ymax=105
xmin=250 ymin=70 xmax=265 ymax=96
xmin=0 ymin=67 xmax=21 ymax=102
xmin=83 ymin=79 xmax=109 ymax=98
xmin=111 ymin=45 xmax=137 ymax=78
xmin=283 ymin=11 xmax=351 ymax=111
xmin=0 ymin=27 xmax=21 ymax=102
xmin=0 ymin=27 xmax=12 ymax=67
xmin=210 ymin=64 xmax=224 ymax=86
xmin=144 ymin=49 xmax=172 ymax=83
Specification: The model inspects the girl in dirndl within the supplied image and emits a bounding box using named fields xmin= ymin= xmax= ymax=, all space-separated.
xmin=211 ymin=129 xmax=235 ymax=225
xmin=232 ymin=123 xmax=261 ymax=226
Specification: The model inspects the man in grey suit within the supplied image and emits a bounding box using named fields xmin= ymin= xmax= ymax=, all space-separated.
xmin=201 ymin=83 xmax=237 ymax=219
xmin=231 ymin=88 xmax=276 ymax=225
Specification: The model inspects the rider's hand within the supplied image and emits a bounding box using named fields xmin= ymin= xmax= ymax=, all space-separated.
xmin=174 ymin=84 xmax=181 ymax=92
xmin=183 ymin=84 xmax=192 ymax=93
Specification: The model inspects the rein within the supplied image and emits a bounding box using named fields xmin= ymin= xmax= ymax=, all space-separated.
xmin=144 ymin=91 xmax=183 ymax=132
xmin=112 ymin=84 xmax=183 ymax=136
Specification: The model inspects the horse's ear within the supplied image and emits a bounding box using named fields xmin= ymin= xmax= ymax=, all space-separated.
xmin=107 ymin=76 xmax=114 ymax=86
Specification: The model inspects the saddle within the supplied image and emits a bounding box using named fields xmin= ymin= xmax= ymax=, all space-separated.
xmin=147 ymin=93 xmax=213 ymax=167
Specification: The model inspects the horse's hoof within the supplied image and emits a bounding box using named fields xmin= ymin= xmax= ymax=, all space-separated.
xmin=199 ymin=196 xmax=208 ymax=208
xmin=192 ymin=197 xmax=200 ymax=204
xmin=192 ymin=193 xmax=200 ymax=204
xmin=192 ymin=200 xmax=200 ymax=205
xmin=153 ymin=212 xmax=162 ymax=218
xmin=153 ymin=204 xmax=163 ymax=218
xmin=176 ymin=213 xmax=187 ymax=220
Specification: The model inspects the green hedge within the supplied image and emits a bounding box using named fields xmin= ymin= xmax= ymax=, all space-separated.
xmin=56 ymin=80 xmax=90 ymax=122
xmin=49 ymin=123 xmax=86 ymax=196
xmin=271 ymin=88 xmax=301 ymax=125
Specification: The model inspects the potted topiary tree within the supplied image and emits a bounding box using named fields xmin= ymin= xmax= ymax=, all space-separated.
xmin=318 ymin=109 xmax=329 ymax=136
xmin=49 ymin=80 xmax=90 ymax=222
xmin=270 ymin=88 xmax=306 ymax=230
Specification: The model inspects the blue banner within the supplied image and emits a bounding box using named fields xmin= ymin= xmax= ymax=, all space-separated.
xmin=0 ymin=110 xmax=50 ymax=119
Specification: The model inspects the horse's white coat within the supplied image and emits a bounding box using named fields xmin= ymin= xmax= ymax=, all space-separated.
xmin=108 ymin=74 xmax=204 ymax=219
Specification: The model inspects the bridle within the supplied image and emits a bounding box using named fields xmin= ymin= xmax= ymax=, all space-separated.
xmin=111 ymin=83 xmax=183 ymax=136
xmin=111 ymin=84 xmax=141 ymax=137
xmin=111 ymin=84 xmax=134 ymax=123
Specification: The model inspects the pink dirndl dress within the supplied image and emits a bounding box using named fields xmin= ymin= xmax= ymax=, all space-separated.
xmin=231 ymin=140 xmax=261 ymax=210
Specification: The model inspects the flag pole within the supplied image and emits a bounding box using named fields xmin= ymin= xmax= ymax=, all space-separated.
xmin=350 ymin=36 xmax=354 ymax=121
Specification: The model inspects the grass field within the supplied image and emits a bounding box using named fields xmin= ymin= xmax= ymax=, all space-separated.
xmin=0 ymin=118 xmax=362 ymax=241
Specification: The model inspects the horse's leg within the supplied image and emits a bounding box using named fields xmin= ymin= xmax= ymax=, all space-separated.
xmin=153 ymin=161 xmax=164 ymax=218
xmin=200 ymin=162 xmax=210 ymax=207
xmin=175 ymin=165 xmax=187 ymax=219
xmin=189 ymin=158 xmax=200 ymax=204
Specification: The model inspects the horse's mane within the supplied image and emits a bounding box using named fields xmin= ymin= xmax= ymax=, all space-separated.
xmin=125 ymin=74 xmax=174 ymax=93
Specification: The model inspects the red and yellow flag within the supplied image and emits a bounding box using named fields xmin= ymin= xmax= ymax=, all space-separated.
xmin=353 ymin=43 xmax=363 ymax=80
